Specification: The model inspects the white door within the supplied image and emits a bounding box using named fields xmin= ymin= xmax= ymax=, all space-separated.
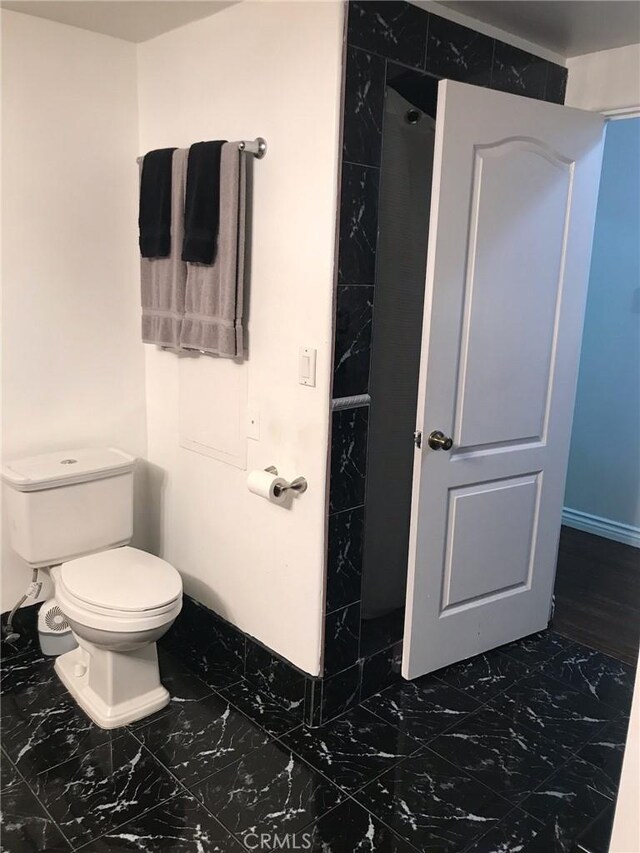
xmin=403 ymin=80 xmax=604 ymax=679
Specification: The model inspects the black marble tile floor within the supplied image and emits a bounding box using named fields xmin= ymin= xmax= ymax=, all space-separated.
xmin=0 ymin=630 xmax=632 ymax=852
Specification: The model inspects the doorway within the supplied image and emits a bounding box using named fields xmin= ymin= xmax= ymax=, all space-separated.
xmin=359 ymin=69 xmax=438 ymax=659
xmin=552 ymin=115 xmax=640 ymax=665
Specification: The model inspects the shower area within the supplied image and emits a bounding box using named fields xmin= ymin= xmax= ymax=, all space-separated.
xmin=359 ymin=69 xmax=439 ymax=657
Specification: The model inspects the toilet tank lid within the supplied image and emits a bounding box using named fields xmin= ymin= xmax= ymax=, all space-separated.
xmin=2 ymin=448 xmax=136 ymax=491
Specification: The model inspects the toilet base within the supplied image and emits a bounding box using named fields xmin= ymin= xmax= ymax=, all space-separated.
xmin=55 ymin=642 xmax=170 ymax=729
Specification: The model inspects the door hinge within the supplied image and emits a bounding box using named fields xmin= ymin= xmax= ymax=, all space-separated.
xmin=413 ymin=430 xmax=422 ymax=449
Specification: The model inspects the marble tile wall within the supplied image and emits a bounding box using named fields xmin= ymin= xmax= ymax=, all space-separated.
xmin=159 ymin=590 xmax=407 ymax=728
xmin=323 ymin=1 xmax=569 ymax=724
xmin=161 ymin=596 xmax=312 ymax=722
xmin=162 ymin=593 xmax=403 ymax=727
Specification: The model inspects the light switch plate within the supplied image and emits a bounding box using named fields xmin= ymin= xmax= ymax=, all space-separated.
xmin=299 ymin=347 xmax=317 ymax=387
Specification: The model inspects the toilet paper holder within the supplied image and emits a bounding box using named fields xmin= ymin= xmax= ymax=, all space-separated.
xmin=265 ymin=467 xmax=308 ymax=496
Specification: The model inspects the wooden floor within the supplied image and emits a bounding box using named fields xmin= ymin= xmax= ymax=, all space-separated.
xmin=552 ymin=526 xmax=640 ymax=665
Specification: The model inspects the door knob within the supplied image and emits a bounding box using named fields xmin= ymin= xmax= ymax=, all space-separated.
xmin=427 ymin=430 xmax=453 ymax=451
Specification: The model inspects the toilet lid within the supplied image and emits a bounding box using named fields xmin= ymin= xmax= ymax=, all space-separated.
xmin=60 ymin=547 xmax=182 ymax=613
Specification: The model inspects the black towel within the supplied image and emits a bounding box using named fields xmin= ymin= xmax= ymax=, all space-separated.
xmin=182 ymin=140 xmax=227 ymax=265
xmin=139 ymin=147 xmax=177 ymax=258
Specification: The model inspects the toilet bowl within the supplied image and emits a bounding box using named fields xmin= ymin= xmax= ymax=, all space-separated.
xmin=52 ymin=547 xmax=182 ymax=729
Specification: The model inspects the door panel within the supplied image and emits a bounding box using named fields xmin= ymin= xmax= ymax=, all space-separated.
xmin=403 ymin=81 xmax=604 ymax=679
xmin=442 ymin=473 xmax=540 ymax=613
xmin=456 ymin=140 xmax=573 ymax=449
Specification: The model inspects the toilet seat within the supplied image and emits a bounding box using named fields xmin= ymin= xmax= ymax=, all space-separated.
xmin=56 ymin=546 xmax=182 ymax=633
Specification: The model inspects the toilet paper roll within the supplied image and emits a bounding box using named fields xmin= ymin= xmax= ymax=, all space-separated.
xmin=247 ymin=469 xmax=289 ymax=505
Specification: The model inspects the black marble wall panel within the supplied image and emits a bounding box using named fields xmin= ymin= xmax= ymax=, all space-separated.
xmin=347 ymin=1 xmax=428 ymax=69
xmin=329 ymin=406 xmax=369 ymax=513
xmin=343 ymin=47 xmax=386 ymax=167
xmin=333 ymin=285 xmax=374 ymax=398
xmin=326 ymin=506 xmax=365 ymax=613
xmin=324 ymin=601 xmax=361 ymax=675
xmin=319 ymin=663 xmax=362 ymax=721
xmin=162 ymin=596 xmax=245 ymax=688
xmin=338 ymin=163 xmax=380 ymax=285
xmin=162 ymin=595 xmax=314 ymax=722
xmin=545 ymin=63 xmax=569 ymax=105
xmin=304 ymin=678 xmax=324 ymax=727
xmin=425 ymin=15 xmax=494 ymax=85
xmin=244 ymin=638 xmax=307 ymax=719
xmin=491 ymin=41 xmax=549 ymax=100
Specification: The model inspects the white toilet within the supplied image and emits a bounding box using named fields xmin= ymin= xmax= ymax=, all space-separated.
xmin=2 ymin=447 xmax=183 ymax=729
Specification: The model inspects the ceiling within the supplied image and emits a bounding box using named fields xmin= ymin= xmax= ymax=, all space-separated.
xmin=0 ymin=1 xmax=235 ymax=42
xmin=2 ymin=0 xmax=639 ymax=55
xmin=436 ymin=1 xmax=640 ymax=58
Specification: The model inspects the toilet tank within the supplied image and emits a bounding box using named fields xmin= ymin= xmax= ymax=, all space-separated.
xmin=2 ymin=448 xmax=136 ymax=568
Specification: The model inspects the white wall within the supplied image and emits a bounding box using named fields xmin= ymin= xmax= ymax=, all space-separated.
xmin=563 ymin=46 xmax=640 ymax=547
xmin=137 ymin=2 xmax=343 ymax=675
xmin=566 ymin=43 xmax=640 ymax=113
xmin=1 ymin=11 xmax=147 ymax=611
xmin=563 ymin=118 xmax=640 ymax=547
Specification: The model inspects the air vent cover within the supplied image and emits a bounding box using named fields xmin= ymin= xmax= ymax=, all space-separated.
xmin=44 ymin=604 xmax=69 ymax=633
xmin=37 ymin=598 xmax=77 ymax=658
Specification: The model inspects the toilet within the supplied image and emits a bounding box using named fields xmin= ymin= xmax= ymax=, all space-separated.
xmin=2 ymin=447 xmax=183 ymax=729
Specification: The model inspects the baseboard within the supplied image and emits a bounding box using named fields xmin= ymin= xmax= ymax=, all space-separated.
xmin=562 ymin=507 xmax=640 ymax=549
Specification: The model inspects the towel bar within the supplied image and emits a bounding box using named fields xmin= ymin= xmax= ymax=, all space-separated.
xmin=136 ymin=138 xmax=267 ymax=165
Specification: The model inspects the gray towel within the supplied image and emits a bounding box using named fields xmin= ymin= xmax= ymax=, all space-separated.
xmin=140 ymin=149 xmax=188 ymax=348
xmin=179 ymin=142 xmax=246 ymax=358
